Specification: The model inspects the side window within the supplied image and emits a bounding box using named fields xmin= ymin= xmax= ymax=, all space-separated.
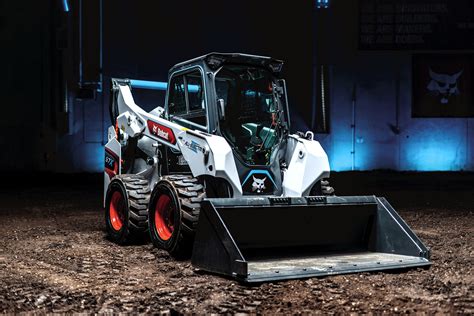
xmin=215 ymin=78 xmax=230 ymax=106
xmin=167 ymin=69 xmax=207 ymax=128
xmin=167 ymin=75 xmax=186 ymax=116
xmin=185 ymin=71 xmax=207 ymax=126
xmin=186 ymin=71 xmax=204 ymax=112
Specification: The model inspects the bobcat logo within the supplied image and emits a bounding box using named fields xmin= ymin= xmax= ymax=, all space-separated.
xmin=427 ymin=68 xmax=463 ymax=105
xmin=252 ymin=176 xmax=266 ymax=193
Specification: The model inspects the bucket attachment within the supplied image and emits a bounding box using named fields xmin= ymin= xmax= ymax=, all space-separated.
xmin=191 ymin=196 xmax=431 ymax=283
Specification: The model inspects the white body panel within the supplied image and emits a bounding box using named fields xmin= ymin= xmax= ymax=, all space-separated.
xmin=113 ymin=84 xmax=243 ymax=195
xmin=282 ymin=135 xmax=330 ymax=197
xmin=178 ymin=130 xmax=243 ymax=196
xmin=116 ymin=85 xmax=182 ymax=151
xmin=106 ymin=83 xmax=331 ymax=201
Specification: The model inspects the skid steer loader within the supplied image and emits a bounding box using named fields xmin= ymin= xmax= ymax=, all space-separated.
xmin=103 ymin=53 xmax=431 ymax=282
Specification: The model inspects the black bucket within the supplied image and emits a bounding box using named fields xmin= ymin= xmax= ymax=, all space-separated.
xmin=191 ymin=196 xmax=431 ymax=283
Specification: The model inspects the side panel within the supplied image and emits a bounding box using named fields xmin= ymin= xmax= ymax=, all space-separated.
xmin=282 ymin=135 xmax=330 ymax=197
xmin=113 ymin=82 xmax=243 ymax=195
xmin=178 ymin=130 xmax=243 ymax=197
xmin=116 ymin=84 xmax=184 ymax=151
xmin=103 ymin=131 xmax=121 ymax=207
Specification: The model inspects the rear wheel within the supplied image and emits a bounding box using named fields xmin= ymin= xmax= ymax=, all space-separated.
xmin=105 ymin=175 xmax=150 ymax=244
xmin=148 ymin=175 xmax=205 ymax=259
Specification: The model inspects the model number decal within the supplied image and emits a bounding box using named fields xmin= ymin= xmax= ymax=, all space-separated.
xmin=105 ymin=155 xmax=115 ymax=169
xmin=104 ymin=148 xmax=119 ymax=180
xmin=147 ymin=120 xmax=176 ymax=144
xmin=104 ymin=149 xmax=118 ymax=171
xmin=183 ymin=140 xmax=205 ymax=154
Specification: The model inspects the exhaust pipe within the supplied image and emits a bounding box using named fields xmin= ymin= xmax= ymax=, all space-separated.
xmin=191 ymin=196 xmax=430 ymax=283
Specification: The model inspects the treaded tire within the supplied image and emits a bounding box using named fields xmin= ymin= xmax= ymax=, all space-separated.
xmin=148 ymin=174 xmax=205 ymax=259
xmin=105 ymin=174 xmax=150 ymax=244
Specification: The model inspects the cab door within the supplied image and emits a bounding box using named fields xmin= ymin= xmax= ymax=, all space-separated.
xmin=164 ymin=68 xmax=208 ymax=173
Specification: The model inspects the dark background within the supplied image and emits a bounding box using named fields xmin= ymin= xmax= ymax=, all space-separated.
xmin=1 ymin=2 xmax=472 ymax=313
xmin=1 ymin=0 xmax=314 ymax=172
xmin=1 ymin=0 xmax=473 ymax=173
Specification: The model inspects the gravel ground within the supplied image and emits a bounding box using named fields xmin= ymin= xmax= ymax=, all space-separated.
xmin=0 ymin=173 xmax=472 ymax=313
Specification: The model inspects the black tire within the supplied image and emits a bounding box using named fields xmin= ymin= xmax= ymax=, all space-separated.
xmin=148 ymin=174 xmax=205 ymax=259
xmin=105 ymin=174 xmax=150 ymax=244
xmin=309 ymin=179 xmax=335 ymax=196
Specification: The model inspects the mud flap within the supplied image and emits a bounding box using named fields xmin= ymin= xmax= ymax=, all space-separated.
xmin=191 ymin=196 xmax=431 ymax=283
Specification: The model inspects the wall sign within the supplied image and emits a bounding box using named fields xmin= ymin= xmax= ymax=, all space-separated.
xmin=412 ymin=54 xmax=474 ymax=117
xmin=359 ymin=0 xmax=474 ymax=50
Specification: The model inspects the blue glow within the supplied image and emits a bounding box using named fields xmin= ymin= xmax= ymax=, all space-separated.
xmin=75 ymin=144 xmax=104 ymax=172
xmin=327 ymin=141 xmax=353 ymax=171
xmin=130 ymin=80 xmax=168 ymax=90
xmin=62 ymin=0 xmax=70 ymax=12
xmin=405 ymin=145 xmax=462 ymax=171
xmin=130 ymin=79 xmax=199 ymax=92
xmin=319 ymin=119 xmax=469 ymax=172
xmin=243 ymin=91 xmax=272 ymax=97
xmin=242 ymin=170 xmax=277 ymax=187
xmin=401 ymin=125 xmax=467 ymax=171
xmin=316 ymin=0 xmax=329 ymax=9
xmin=326 ymin=139 xmax=465 ymax=172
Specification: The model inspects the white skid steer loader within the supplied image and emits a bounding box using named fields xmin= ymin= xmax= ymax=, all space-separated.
xmin=103 ymin=53 xmax=430 ymax=283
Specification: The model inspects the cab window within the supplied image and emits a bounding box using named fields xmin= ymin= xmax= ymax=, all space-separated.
xmin=185 ymin=71 xmax=206 ymax=126
xmin=167 ymin=76 xmax=186 ymax=116
xmin=167 ymin=69 xmax=207 ymax=129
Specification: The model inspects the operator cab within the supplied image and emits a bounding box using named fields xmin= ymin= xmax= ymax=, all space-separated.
xmin=165 ymin=53 xmax=290 ymax=195
xmin=215 ymin=64 xmax=287 ymax=166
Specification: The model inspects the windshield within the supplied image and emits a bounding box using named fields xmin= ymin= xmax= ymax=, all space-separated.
xmin=215 ymin=65 xmax=282 ymax=165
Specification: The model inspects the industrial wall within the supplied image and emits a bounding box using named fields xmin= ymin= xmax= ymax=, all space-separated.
xmin=2 ymin=0 xmax=473 ymax=173
xmin=2 ymin=0 xmax=314 ymax=173
xmin=1 ymin=0 xmax=48 ymax=171
xmin=315 ymin=0 xmax=474 ymax=171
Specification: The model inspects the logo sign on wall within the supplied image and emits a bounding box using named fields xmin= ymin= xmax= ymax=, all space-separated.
xmin=412 ymin=54 xmax=474 ymax=117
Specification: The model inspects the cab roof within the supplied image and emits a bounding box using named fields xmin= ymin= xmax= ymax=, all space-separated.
xmin=169 ymin=52 xmax=284 ymax=75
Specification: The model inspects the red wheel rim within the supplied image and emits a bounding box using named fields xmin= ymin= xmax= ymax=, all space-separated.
xmin=109 ymin=191 xmax=125 ymax=231
xmin=154 ymin=194 xmax=175 ymax=241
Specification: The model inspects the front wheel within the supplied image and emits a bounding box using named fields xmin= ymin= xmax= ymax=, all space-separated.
xmin=148 ymin=175 xmax=205 ymax=259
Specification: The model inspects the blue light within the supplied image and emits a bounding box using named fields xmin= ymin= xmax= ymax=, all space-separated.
xmin=316 ymin=0 xmax=329 ymax=9
xmin=318 ymin=119 xmax=469 ymax=172
xmin=406 ymin=145 xmax=461 ymax=171
xmin=130 ymin=79 xmax=199 ymax=93
xmin=130 ymin=80 xmax=168 ymax=90
xmin=62 ymin=0 xmax=70 ymax=12
xmin=328 ymin=141 xmax=353 ymax=171
xmin=401 ymin=123 xmax=468 ymax=171
xmin=90 ymin=144 xmax=106 ymax=172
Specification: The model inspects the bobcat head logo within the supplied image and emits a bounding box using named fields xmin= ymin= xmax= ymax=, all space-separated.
xmin=427 ymin=68 xmax=463 ymax=104
xmin=252 ymin=176 xmax=266 ymax=193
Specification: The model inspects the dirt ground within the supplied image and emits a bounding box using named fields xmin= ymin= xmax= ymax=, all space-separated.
xmin=0 ymin=172 xmax=473 ymax=313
